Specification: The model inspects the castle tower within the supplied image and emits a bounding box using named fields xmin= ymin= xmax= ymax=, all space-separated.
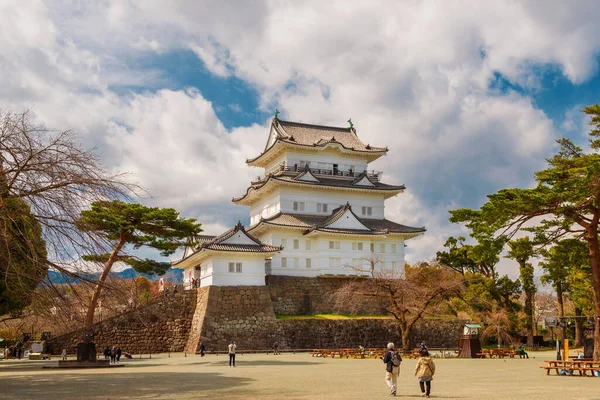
xmin=175 ymin=117 xmax=425 ymax=286
xmin=235 ymin=118 xmax=425 ymax=278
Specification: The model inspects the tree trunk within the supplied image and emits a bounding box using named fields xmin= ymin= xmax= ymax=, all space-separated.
xmin=556 ymin=281 xmax=566 ymax=342
xmin=524 ymin=287 xmax=534 ymax=348
xmin=84 ymin=233 xmax=126 ymax=334
xmin=575 ymin=307 xmax=584 ymax=347
xmin=401 ymin=328 xmax=411 ymax=351
xmin=585 ymin=229 xmax=600 ymax=361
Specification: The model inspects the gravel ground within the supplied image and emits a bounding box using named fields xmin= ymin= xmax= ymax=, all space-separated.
xmin=1 ymin=351 xmax=599 ymax=399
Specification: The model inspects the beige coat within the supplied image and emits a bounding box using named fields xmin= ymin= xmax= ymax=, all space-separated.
xmin=414 ymin=357 xmax=436 ymax=378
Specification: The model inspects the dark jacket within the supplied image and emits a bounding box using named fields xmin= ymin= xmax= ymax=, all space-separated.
xmin=383 ymin=350 xmax=394 ymax=364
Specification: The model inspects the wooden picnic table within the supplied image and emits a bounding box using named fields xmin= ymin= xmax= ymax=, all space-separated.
xmin=476 ymin=349 xmax=519 ymax=359
xmin=541 ymin=359 xmax=600 ymax=376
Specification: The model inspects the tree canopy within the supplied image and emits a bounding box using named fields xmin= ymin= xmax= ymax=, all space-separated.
xmin=0 ymin=197 xmax=47 ymax=315
xmin=448 ymin=104 xmax=600 ymax=360
xmin=76 ymin=200 xmax=202 ymax=331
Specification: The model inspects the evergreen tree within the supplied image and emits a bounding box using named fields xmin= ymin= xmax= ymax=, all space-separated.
xmin=506 ymin=237 xmax=536 ymax=347
xmin=0 ymin=197 xmax=47 ymax=315
xmin=449 ymin=104 xmax=600 ymax=360
xmin=76 ymin=200 xmax=202 ymax=333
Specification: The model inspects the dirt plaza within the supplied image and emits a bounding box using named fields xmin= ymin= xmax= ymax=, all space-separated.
xmin=1 ymin=351 xmax=599 ymax=400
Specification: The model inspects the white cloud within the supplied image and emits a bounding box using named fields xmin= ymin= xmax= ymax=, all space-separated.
xmin=3 ymin=1 xmax=600 ymax=278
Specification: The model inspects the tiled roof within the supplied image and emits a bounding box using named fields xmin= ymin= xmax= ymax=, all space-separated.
xmin=275 ymin=119 xmax=387 ymax=153
xmin=275 ymin=175 xmax=403 ymax=190
xmin=233 ymin=174 xmax=404 ymax=203
xmin=246 ymin=119 xmax=388 ymax=164
xmin=248 ymin=210 xmax=426 ymax=235
xmin=195 ymin=222 xmax=282 ymax=253
xmin=200 ymin=243 xmax=283 ymax=252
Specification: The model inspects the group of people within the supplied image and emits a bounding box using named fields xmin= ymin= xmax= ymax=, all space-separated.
xmin=103 ymin=346 xmax=122 ymax=364
xmin=382 ymin=342 xmax=436 ymax=398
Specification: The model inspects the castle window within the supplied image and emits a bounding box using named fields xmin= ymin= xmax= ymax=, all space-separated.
xmin=370 ymin=243 xmax=375 ymax=252
xmin=361 ymin=206 xmax=372 ymax=216
xmin=380 ymin=243 xmax=386 ymax=253
xmin=293 ymin=239 xmax=299 ymax=249
xmin=281 ymin=239 xmax=287 ymax=248
xmin=329 ymin=258 xmax=341 ymax=267
xmin=306 ymin=240 xmax=311 ymax=250
xmin=392 ymin=244 xmax=397 ymax=253
xmin=229 ymin=262 xmax=242 ymax=273
xmin=281 ymin=257 xmax=287 ymax=267
xmin=317 ymin=203 xmax=328 ymax=213
xmin=294 ymin=258 xmax=299 ymax=268
xmin=352 ymin=242 xmax=363 ymax=251
xmin=329 ymin=240 xmax=340 ymax=250
xmin=293 ymin=201 xmax=305 ymax=211
xmin=306 ymin=259 xmax=312 ymax=268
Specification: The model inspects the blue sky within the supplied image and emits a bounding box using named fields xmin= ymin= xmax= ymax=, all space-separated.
xmin=3 ymin=1 xmax=600 ymax=277
xmin=112 ymin=50 xmax=269 ymax=130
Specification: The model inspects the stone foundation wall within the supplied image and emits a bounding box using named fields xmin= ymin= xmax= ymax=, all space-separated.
xmin=46 ymin=277 xmax=464 ymax=355
xmin=266 ymin=275 xmax=383 ymax=315
xmin=184 ymin=286 xmax=210 ymax=353
xmin=279 ymin=319 xmax=463 ymax=349
xmin=46 ymin=292 xmax=196 ymax=355
xmin=187 ymin=285 xmax=278 ymax=353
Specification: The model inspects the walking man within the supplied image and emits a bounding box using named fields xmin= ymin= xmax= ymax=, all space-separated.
xmin=382 ymin=342 xmax=402 ymax=396
xmin=228 ymin=341 xmax=237 ymax=367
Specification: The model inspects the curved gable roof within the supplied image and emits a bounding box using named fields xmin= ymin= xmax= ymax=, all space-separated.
xmin=247 ymin=119 xmax=388 ymax=165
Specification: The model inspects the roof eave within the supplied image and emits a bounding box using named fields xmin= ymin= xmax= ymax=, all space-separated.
xmin=246 ymin=140 xmax=388 ymax=167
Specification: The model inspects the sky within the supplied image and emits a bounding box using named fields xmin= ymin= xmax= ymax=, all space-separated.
xmin=2 ymin=0 xmax=600 ymax=279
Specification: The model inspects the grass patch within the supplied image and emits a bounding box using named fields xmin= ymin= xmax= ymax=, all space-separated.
xmin=276 ymin=314 xmax=392 ymax=320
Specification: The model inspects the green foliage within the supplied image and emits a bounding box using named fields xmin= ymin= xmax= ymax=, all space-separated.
xmin=540 ymin=239 xmax=593 ymax=313
xmin=0 ymin=197 xmax=48 ymax=315
xmin=584 ymin=103 xmax=600 ymax=149
xmin=436 ymin=235 xmax=505 ymax=278
xmin=77 ymin=200 xmax=202 ymax=275
xmin=448 ymin=104 xmax=600 ymax=359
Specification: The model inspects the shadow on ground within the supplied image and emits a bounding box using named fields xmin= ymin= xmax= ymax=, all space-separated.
xmin=0 ymin=372 xmax=253 ymax=400
xmin=203 ymin=359 xmax=317 ymax=367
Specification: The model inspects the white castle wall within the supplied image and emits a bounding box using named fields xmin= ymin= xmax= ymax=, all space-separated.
xmin=257 ymin=228 xmax=406 ymax=278
xmin=262 ymin=149 xmax=373 ymax=176
xmin=278 ymin=187 xmax=386 ymax=218
xmin=192 ymin=255 xmax=268 ymax=287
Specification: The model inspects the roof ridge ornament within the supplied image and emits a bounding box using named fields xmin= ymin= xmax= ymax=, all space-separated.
xmin=274 ymin=109 xmax=280 ymax=120
xmin=348 ymin=118 xmax=353 ymax=128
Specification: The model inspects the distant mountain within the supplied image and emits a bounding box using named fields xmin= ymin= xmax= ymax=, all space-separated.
xmin=46 ymin=267 xmax=183 ymax=284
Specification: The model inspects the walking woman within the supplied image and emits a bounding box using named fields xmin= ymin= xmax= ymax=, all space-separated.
xmin=414 ymin=350 xmax=435 ymax=398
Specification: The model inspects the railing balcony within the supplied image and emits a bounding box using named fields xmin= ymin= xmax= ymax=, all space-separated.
xmin=261 ymin=164 xmax=382 ymax=182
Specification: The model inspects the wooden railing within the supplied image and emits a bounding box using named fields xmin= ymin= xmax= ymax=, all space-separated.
xmin=262 ymin=164 xmax=382 ymax=181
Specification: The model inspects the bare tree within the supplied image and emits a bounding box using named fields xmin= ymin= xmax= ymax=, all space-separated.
xmin=0 ymin=109 xmax=139 ymax=315
xmin=332 ymin=258 xmax=463 ymax=350
xmin=480 ymin=309 xmax=517 ymax=347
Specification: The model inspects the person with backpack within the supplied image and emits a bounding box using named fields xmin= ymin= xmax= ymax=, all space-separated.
xmin=414 ymin=350 xmax=436 ymax=398
xmin=382 ymin=342 xmax=402 ymax=396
